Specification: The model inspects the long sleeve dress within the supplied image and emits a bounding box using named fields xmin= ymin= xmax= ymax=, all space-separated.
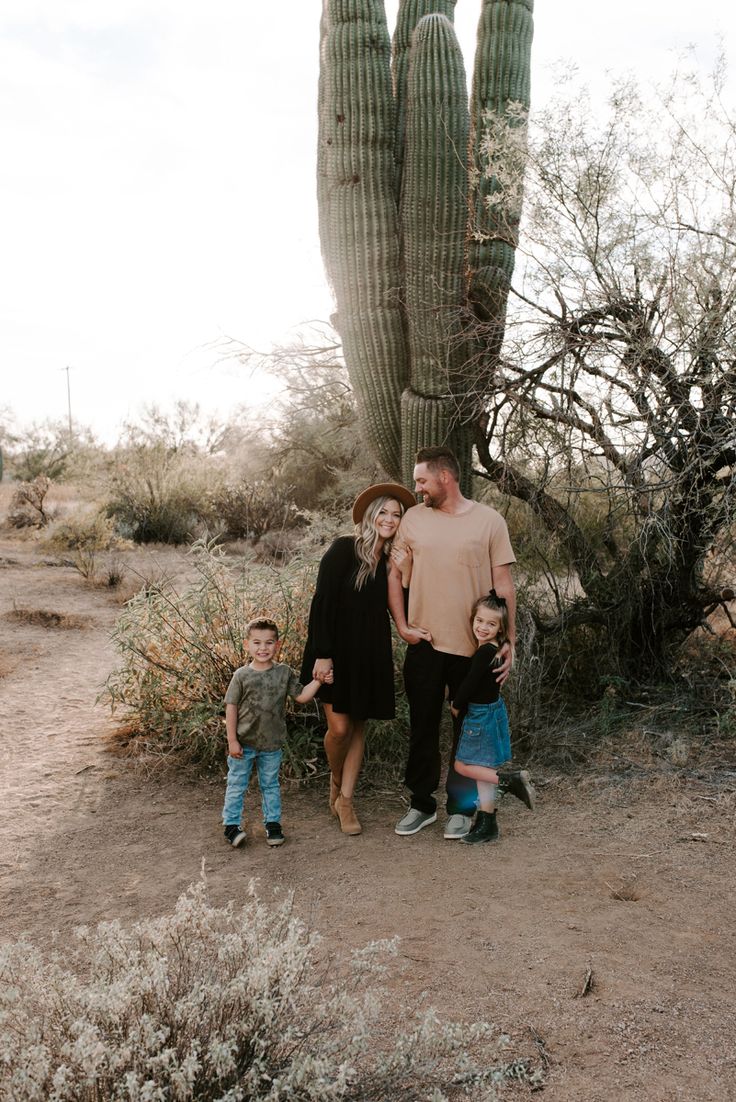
xmin=300 ymin=536 xmax=395 ymax=720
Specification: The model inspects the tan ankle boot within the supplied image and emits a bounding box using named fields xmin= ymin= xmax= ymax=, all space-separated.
xmin=334 ymin=794 xmax=362 ymax=835
xmin=329 ymin=775 xmax=340 ymax=817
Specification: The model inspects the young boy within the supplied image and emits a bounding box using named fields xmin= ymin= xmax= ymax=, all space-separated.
xmin=222 ymin=617 xmax=328 ymax=847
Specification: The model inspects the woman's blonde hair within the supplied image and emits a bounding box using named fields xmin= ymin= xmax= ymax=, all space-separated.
xmin=353 ymin=495 xmax=403 ymax=590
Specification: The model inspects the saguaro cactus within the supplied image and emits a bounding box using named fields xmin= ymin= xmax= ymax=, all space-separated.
xmin=318 ymin=0 xmax=533 ymax=485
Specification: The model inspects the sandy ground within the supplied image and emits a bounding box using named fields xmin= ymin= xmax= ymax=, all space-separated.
xmin=1 ymin=536 xmax=735 ymax=1101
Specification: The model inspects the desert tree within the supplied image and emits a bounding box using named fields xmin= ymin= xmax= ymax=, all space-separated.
xmin=467 ymin=60 xmax=736 ymax=681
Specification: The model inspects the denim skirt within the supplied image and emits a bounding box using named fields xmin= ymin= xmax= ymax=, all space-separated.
xmin=456 ymin=700 xmax=511 ymax=769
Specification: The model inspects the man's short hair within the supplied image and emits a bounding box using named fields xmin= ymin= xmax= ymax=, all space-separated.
xmin=415 ymin=446 xmax=460 ymax=483
xmin=246 ymin=617 xmax=279 ymax=639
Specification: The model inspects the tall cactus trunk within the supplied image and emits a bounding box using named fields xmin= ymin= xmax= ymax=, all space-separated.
xmin=317 ymin=0 xmax=534 ymax=487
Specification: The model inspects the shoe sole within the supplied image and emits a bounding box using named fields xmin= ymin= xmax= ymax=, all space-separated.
xmin=443 ymin=822 xmax=472 ymax=840
xmin=460 ymin=834 xmax=500 ymax=845
xmin=518 ymin=770 xmax=536 ymax=811
xmin=228 ymin=833 xmax=246 ymax=848
xmin=395 ymin=812 xmax=437 ymax=836
xmin=266 ymin=837 xmax=285 ymax=847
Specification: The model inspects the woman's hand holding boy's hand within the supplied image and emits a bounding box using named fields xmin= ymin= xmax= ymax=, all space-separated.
xmin=321 ymin=668 xmax=334 ymax=684
xmin=313 ymin=658 xmax=334 ymax=683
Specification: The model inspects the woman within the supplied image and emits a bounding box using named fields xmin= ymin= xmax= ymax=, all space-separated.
xmin=301 ymin=482 xmax=418 ymax=835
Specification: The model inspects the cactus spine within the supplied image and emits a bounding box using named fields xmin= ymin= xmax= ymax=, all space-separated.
xmin=318 ymin=0 xmax=534 ymax=484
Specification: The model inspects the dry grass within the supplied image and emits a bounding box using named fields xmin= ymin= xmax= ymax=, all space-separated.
xmin=3 ymin=608 xmax=90 ymax=630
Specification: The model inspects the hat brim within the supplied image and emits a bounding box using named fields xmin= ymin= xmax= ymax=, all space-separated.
xmin=352 ymin=483 xmax=417 ymax=525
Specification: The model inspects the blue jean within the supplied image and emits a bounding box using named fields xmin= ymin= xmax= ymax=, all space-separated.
xmin=222 ymin=747 xmax=282 ymax=825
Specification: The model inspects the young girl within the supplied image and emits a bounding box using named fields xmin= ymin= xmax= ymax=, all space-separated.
xmin=451 ymin=590 xmax=535 ymax=845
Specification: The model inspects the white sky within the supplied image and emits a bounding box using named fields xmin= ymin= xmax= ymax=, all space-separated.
xmin=1 ymin=0 xmax=733 ymax=442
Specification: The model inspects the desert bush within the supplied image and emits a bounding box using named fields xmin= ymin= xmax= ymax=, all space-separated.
xmin=104 ymin=543 xmax=414 ymax=781
xmin=104 ymin=544 xmax=317 ymax=770
xmin=8 ymin=475 xmax=53 ymax=528
xmin=45 ymin=512 xmax=124 ymax=580
xmin=202 ymin=479 xmax=304 ymax=543
xmin=0 ymin=880 xmax=539 ymax=1101
xmin=105 ymin=445 xmax=219 ymax=544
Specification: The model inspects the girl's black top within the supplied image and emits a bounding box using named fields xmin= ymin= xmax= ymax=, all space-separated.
xmin=452 ymin=643 xmax=501 ymax=714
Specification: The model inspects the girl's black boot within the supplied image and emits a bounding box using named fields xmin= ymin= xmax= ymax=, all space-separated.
xmin=460 ymin=810 xmax=499 ymax=845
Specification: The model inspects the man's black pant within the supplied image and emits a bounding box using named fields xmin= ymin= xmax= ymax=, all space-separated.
xmin=403 ymin=641 xmax=476 ymax=816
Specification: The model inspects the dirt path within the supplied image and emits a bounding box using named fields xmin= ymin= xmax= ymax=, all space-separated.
xmin=1 ymin=542 xmax=735 ymax=1100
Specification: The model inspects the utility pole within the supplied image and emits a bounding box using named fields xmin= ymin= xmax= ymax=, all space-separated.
xmin=62 ymin=365 xmax=73 ymax=445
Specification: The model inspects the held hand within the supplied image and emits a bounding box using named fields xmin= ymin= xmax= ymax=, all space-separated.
xmin=390 ymin=545 xmax=408 ymax=569
xmin=313 ymin=658 xmax=334 ymax=683
xmin=227 ymin=741 xmax=243 ymax=759
xmin=450 ymin=705 xmax=459 ymax=719
xmin=494 ymin=641 xmax=514 ymax=686
xmin=401 ymin=626 xmax=432 ymax=645
xmin=321 ymin=668 xmax=334 ymax=685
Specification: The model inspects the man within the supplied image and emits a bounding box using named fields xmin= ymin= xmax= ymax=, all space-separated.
xmin=388 ymin=446 xmax=516 ymax=839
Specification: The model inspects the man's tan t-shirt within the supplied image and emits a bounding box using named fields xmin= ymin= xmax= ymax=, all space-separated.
xmin=394 ymin=501 xmax=515 ymax=657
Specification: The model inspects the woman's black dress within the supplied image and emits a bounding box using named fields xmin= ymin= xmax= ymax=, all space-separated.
xmin=300 ymin=536 xmax=394 ymax=720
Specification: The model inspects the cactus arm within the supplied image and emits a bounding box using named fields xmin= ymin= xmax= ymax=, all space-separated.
xmin=398 ymin=13 xmax=470 ymax=481
xmin=317 ymin=0 xmax=408 ymax=478
xmin=392 ymin=1 xmax=457 ymax=201
xmin=468 ymin=0 xmax=534 ymax=344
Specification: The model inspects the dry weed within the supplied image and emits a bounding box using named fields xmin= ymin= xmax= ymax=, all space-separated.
xmin=4 ymin=608 xmax=90 ymax=630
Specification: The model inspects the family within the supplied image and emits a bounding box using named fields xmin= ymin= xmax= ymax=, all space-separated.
xmin=222 ymin=446 xmax=535 ymax=850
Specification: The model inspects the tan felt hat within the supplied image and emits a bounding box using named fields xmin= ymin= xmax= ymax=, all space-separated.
xmin=352 ymin=482 xmax=417 ymax=524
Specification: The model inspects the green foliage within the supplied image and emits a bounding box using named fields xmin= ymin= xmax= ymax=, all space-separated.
xmin=203 ymin=479 xmax=304 ymax=542
xmin=5 ymin=420 xmax=72 ymax=480
xmin=45 ymin=511 xmax=123 ymax=580
xmin=0 ymin=880 xmax=540 ymax=1100
xmin=104 ymin=545 xmax=317 ymax=770
xmin=104 ymin=445 xmax=215 ymax=544
xmin=104 ymin=544 xmax=415 ymax=783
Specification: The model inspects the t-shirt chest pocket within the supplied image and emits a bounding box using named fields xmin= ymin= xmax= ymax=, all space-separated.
xmin=457 ymin=539 xmax=484 ymax=568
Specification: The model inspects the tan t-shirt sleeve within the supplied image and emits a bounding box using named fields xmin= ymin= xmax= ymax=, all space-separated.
xmin=488 ymin=513 xmax=516 ymax=567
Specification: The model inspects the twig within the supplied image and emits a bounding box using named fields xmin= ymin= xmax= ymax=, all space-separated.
xmin=527 ymin=1025 xmax=552 ymax=1069
xmin=591 ymin=851 xmax=659 ymax=859
xmin=575 ymin=964 xmax=594 ymax=998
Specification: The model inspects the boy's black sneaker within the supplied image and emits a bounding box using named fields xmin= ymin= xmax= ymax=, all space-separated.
xmin=498 ymin=769 xmax=536 ymax=810
xmin=224 ymin=824 xmax=246 ymax=847
xmin=265 ymin=822 xmax=285 ymax=847
xmin=460 ymin=810 xmax=499 ymax=845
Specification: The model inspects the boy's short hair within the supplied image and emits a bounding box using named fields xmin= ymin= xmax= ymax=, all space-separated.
xmin=246 ymin=617 xmax=279 ymax=639
xmin=415 ymin=446 xmax=460 ymax=483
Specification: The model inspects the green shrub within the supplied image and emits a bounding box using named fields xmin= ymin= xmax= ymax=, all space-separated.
xmin=45 ymin=511 xmax=123 ymax=580
xmin=0 ymin=880 xmax=540 ymax=1101
xmin=202 ymin=479 xmax=305 ymax=542
xmin=104 ymin=445 xmax=215 ymax=544
xmin=104 ymin=544 xmax=415 ymax=782
xmin=104 ymin=545 xmax=317 ymax=770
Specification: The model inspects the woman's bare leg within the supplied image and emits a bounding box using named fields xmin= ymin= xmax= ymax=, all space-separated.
xmin=322 ymin=703 xmax=351 ymax=784
xmin=338 ymin=723 xmax=365 ymax=800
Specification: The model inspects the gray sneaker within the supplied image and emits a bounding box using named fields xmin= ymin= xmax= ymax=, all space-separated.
xmin=443 ymin=813 xmax=472 ymax=839
xmin=395 ymin=808 xmax=437 ymax=836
